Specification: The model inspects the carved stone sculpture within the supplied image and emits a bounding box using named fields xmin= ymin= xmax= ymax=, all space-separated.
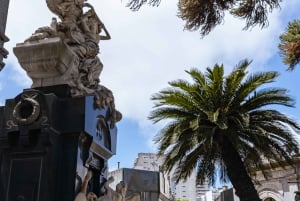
xmin=9 ymin=2 xmax=123 ymax=199
xmin=13 ymin=0 xmax=122 ymax=125
xmin=12 ymin=93 xmax=41 ymax=125
xmin=75 ymin=171 xmax=98 ymax=201
xmin=74 ymin=171 xmax=141 ymax=201
xmin=94 ymin=85 xmax=122 ymax=129
xmin=97 ymin=176 xmax=140 ymax=201
xmin=13 ymin=0 xmax=112 ymax=97
xmin=74 ymin=173 xmax=140 ymax=201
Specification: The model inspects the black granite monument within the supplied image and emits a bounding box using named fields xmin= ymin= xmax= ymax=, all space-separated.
xmin=0 ymin=85 xmax=118 ymax=201
xmin=0 ymin=0 xmax=121 ymax=200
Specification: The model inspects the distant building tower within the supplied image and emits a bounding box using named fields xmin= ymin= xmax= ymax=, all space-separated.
xmin=109 ymin=168 xmax=172 ymax=201
xmin=171 ymin=171 xmax=197 ymax=201
xmin=133 ymin=153 xmax=162 ymax=171
xmin=133 ymin=153 xmax=211 ymax=201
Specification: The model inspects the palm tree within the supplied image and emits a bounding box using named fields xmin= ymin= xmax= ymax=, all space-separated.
xmin=127 ymin=0 xmax=281 ymax=36
xmin=149 ymin=60 xmax=300 ymax=201
xmin=279 ymin=19 xmax=300 ymax=71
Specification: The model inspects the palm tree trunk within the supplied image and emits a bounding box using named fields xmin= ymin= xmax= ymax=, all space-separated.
xmin=215 ymin=132 xmax=262 ymax=201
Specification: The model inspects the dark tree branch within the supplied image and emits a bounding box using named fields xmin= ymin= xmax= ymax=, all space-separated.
xmin=127 ymin=0 xmax=282 ymax=37
xmin=127 ymin=0 xmax=161 ymax=11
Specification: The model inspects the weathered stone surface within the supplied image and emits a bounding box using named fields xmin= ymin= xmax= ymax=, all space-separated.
xmin=254 ymin=158 xmax=300 ymax=201
xmin=14 ymin=0 xmax=111 ymax=97
xmin=6 ymin=1 xmax=122 ymax=200
xmin=13 ymin=37 xmax=80 ymax=87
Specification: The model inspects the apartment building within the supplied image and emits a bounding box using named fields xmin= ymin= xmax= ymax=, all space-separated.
xmin=133 ymin=153 xmax=211 ymax=201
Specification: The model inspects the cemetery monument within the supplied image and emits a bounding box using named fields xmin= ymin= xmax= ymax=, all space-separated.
xmin=0 ymin=0 xmax=132 ymax=200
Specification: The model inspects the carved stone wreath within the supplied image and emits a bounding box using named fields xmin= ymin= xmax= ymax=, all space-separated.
xmin=12 ymin=94 xmax=41 ymax=125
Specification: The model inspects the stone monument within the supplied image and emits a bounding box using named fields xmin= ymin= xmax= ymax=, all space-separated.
xmin=0 ymin=0 xmax=10 ymax=70
xmin=0 ymin=0 xmax=123 ymax=200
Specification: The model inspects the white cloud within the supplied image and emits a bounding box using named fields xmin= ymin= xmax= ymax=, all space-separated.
xmin=4 ymin=0 xmax=300 ymax=150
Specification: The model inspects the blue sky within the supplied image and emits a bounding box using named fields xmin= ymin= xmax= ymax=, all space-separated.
xmin=1 ymin=0 xmax=300 ymax=172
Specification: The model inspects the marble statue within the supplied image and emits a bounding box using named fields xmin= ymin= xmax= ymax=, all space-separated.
xmin=94 ymin=85 xmax=122 ymax=129
xmin=3 ymin=1 xmax=122 ymax=199
xmin=13 ymin=0 xmax=122 ymax=125
xmin=97 ymin=176 xmax=140 ymax=201
xmin=75 ymin=172 xmax=140 ymax=201
xmin=14 ymin=0 xmax=114 ymax=98
xmin=74 ymin=170 xmax=98 ymax=201
xmin=11 ymin=0 xmax=123 ymax=195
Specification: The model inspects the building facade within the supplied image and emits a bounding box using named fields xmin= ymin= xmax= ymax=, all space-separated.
xmin=132 ymin=153 xmax=300 ymax=201
xmin=133 ymin=153 xmax=210 ymax=201
xmin=254 ymin=158 xmax=300 ymax=201
xmin=213 ymin=157 xmax=300 ymax=201
xmin=109 ymin=168 xmax=172 ymax=201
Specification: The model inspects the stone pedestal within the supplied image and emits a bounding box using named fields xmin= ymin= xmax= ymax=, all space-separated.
xmin=0 ymin=85 xmax=117 ymax=201
xmin=13 ymin=38 xmax=79 ymax=88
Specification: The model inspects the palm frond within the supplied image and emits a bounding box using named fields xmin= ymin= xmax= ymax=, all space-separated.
xmin=232 ymin=71 xmax=279 ymax=108
xmin=242 ymin=88 xmax=295 ymax=111
xmin=149 ymin=59 xmax=300 ymax=189
xmin=231 ymin=0 xmax=281 ymax=30
xmin=127 ymin=0 xmax=161 ymax=11
xmin=279 ymin=19 xmax=300 ymax=70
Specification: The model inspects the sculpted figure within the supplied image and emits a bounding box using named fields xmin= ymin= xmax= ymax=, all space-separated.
xmin=97 ymin=177 xmax=140 ymax=201
xmin=47 ymin=0 xmax=85 ymax=22
xmin=22 ymin=0 xmax=114 ymax=96
xmin=74 ymin=173 xmax=140 ymax=201
xmin=26 ymin=0 xmax=85 ymax=43
xmin=74 ymin=170 xmax=97 ymax=201
xmin=75 ymin=4 xmax=111 ymax=90
xmin=81 ymin=4 xmax=110 ymax=43
xmin=14 ymin=1 xmax=123 ymax=134
xmin=94 ymin=86 xmax=122 ymax=129
xmin=97 ymin=177 xmax=125 ymax=201
xmin=87 ymin=193 xmax=98 ymax=201
xmin=74 ymin=171 xmax=90 ymax=201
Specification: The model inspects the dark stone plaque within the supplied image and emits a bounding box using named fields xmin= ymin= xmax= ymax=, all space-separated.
xmin=7 ymin=157 xmax=43 ymax=201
